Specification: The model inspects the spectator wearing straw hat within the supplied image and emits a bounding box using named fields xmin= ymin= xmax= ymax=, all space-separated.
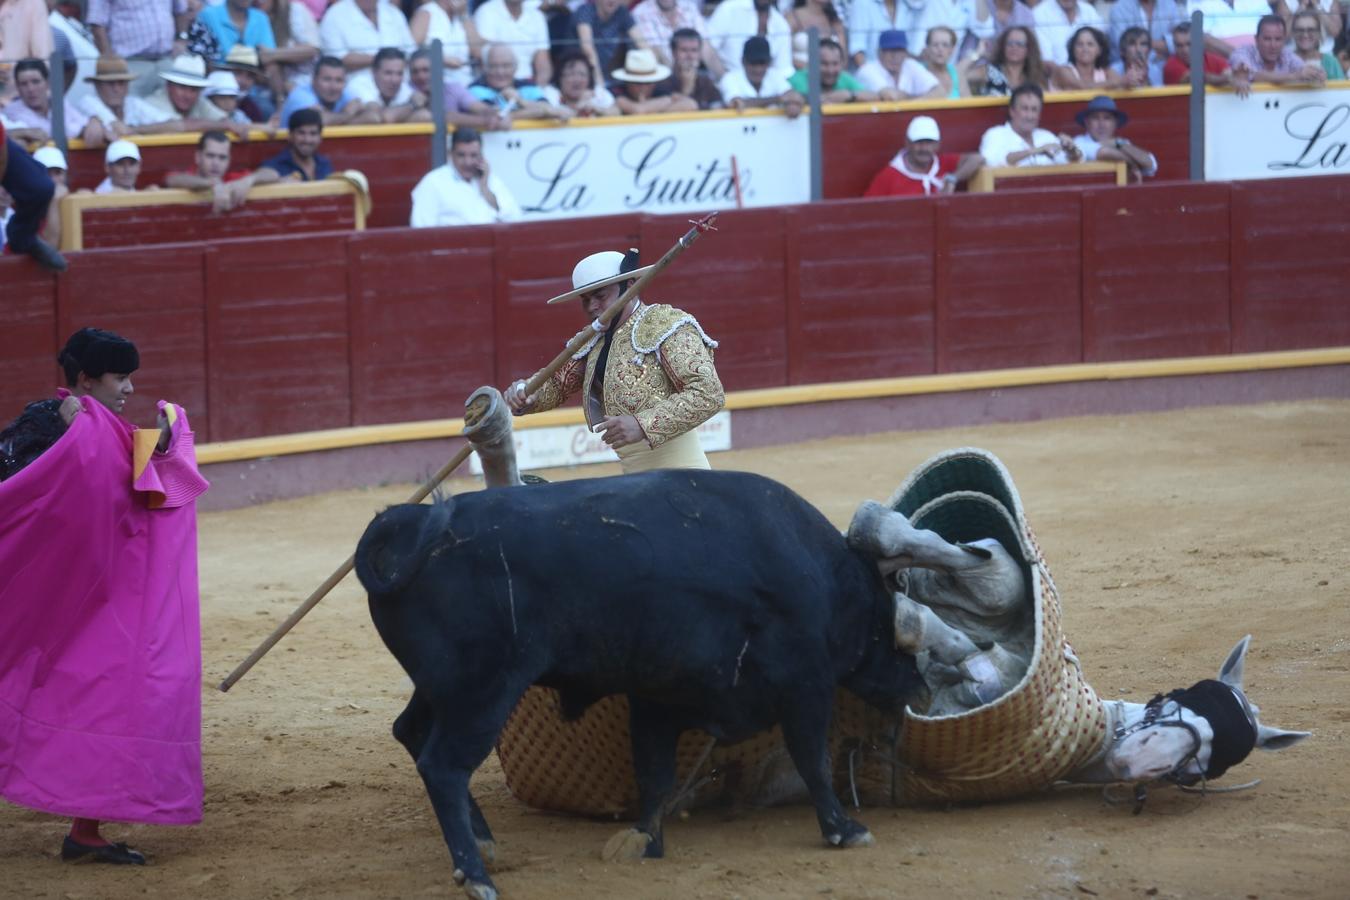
xmin=3 ymin=59 xmax=106 ymax=145
xmin=219 ymin=45 xmax=273 ymax=122
xmin=409 ymin=125 xmax=520 ymax=227
xmin=95 ymin=139 xmax=148 ymax=194
xmin=144 ymin=54 xmax=253 ymax=137
xmin=1071 ymin=94 xmax=1158 ymax=180
xmin=612 ymin=47 xmax=694 ymax=114
xmin=719 ymin=35 xmax=802 ymax=114
xmin=78 ymin=57 xmax=167 ymax=136
xmin=864 ymin=115 xmax=983 ymax=197
xmin=855 ymin=28 xmax=941 ymax=99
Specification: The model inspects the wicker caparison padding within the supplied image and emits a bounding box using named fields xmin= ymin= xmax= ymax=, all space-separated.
xmin=494 ymin=449 xmax=1110 ymax=813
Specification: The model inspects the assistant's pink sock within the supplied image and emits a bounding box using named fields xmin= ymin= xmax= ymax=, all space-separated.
xmin=69 ymin=818 xmax=109 ymax=846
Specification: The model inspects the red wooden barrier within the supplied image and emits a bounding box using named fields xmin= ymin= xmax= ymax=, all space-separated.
xmin=1082 ymin=181 xmax=1232 ymax=361
xmin=934 ymin=189 xmax=1084 ymax=372
xmin=3 ymin=175 xmax=1343 ymax=444
xmin=785 ymin=197 xmax=937 ymax=384
xmin=76 ymin=191 xmax=357 ymax=250
xmin=1229 ymin=177 xmax=1350 ymax=354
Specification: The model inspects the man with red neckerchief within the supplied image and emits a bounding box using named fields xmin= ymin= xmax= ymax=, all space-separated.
xmin=864 ymin=116 xmax=983 ymax=198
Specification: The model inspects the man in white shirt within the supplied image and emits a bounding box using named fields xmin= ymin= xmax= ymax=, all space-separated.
xmin=349 ymin=47 xmax=415 ymax=114
xmin=1190 ymin=0 xmax=1281 ymax=50
xmin=410 ymin=127 xmax=522 ymax=227
xmin=707 ymin=0 xmax=794 ymax=80
xmin=474 ymin=0 xmax=553 ymax=84
xmin=854 ymin=28 xmax=941 ymax=98
xmin=719 ymin=36 xmax=803 ymax=113
xmin=1032 ymin=0 xmax=1105 ymax=66
xmin=78 ymin=56 xmax=173 ymax=136
xmin=978 ymin=83 xmax=1083 ymax=166
xmin=319 ymin=0 xmax=415 ymax=77
xmin=96 ymin=140 xmax=145 ymax=194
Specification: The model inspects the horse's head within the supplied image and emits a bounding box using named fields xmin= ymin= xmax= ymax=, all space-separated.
xmin=1105 ymin=635 xmax=1310 ymax=785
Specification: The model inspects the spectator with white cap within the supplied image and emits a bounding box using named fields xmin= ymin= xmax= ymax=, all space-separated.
xmin=854 ymin=28 xmax=942 ymax=99
xmin=95 ymin=140 xmax=147 ymax=194
xmin=143 ymin=54 xmax=252 ymax=137
xmin=31 ymin=144 xmax=68 ymax=249
xmin=863 ymin=115 xmax=984 ymax=197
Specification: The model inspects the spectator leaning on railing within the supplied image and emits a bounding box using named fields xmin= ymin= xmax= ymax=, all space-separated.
xmin=220 ymin=45 xmax=274 ymax=123
xmin=277 ymin=54 xmax=377 ymax=125
xmin=261 ymin=106 xmax=332 ymax=180
xmin=974 ymin=24 xmax=1049 ymax=94
xmin=1231 ymin=14 xmax=1327 ymax=96
xmin=1049 ymin=25 xmax=1123 ymax=89
xmin=407 ymin=46 xmax=507 ymax=128
xmin=612 ymin=46 xmax=693 ymax=114
xmin=921 ymin=25 xmax=972 ymax=98
xmin=142 ymin=53 xmax=253 ymax=137
xmin=978 ymin=82 xmax=1083 ymax=166
xmin=788 ymin=36 xmax=877 ymax=103
xmin=3 ymin=58 xmax=106 ymax=145
xmin=1291 ymin=10 xmax=1345 ymax=79
xmin=470 ymin=43 xmax=567 ymax=121
xmin=1162 ymin=20 xmax=1232 ymax=84
xmin=719 ymin=35 xmax=803 ymax=114
xmin=163 ymin=129 xmax=280 ymax=212
xmin=94 ymin=139 xmax=148 ymax=193
xmin=543 ymin=52 xmax=620 ymax=117
xmin=855 ymin=29 xmax=941 ymax=100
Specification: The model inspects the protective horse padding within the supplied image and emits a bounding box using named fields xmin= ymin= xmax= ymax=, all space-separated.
xmin=494 ymin=448 xmax=1110 ymax=814
xmin=842 ymin=448 xmax=1110 ymax=804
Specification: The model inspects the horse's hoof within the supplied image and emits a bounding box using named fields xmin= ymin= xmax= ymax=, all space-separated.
xmin=464 ymin=881 xmax=498 ymax=900
xmin=601 ymin=828 xmax=652 ymax=863
xmin=452 ymin=868 xmax=466 ymax=885
xmin=842 ymin=828 xmax=875 ymax=848
xmin=477 ymin=839 xmax=497 ymax=865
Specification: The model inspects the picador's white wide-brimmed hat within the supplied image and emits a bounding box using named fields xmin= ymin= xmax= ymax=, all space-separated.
xmin=546 ymin=250 xmax=655 ymax=305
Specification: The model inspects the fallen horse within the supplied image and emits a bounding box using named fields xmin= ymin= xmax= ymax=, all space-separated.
xmin=356 ymin=388 xmax=1309 ymax=899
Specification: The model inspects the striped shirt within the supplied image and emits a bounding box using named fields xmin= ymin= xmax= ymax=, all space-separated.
xmin=86 ymin=0 xmax=188 ymax=59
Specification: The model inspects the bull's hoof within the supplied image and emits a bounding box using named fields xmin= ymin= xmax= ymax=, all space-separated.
xmin=825 ymin=826 xmax=875 ymax=849
xmin=477 ymin=839 xmax=497 ymax=865
xmin=601 ymin=828 xmax=653 ymax=863
xmin=464 ymin=881 xmax=498 ymax=900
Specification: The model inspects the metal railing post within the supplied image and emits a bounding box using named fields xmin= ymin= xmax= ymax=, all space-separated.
xmin=807 ymin=27 xmax=822 ymax=202
xmin=1189 ymin=11 xmax=1205 ymax=181
xmin=50 ymin=51 xmax=68 ymax=152
xmin=429 ymin=39 xmax=447 ymax=169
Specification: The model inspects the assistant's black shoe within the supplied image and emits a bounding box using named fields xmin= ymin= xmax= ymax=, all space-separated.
xmin=60 ymin=836 xmax=147 ymax=865
xmin=26 ymin=238 xmax=68 ymax=273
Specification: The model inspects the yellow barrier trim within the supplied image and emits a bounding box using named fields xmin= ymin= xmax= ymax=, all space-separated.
xmin=194 ymin=347 xmax=1350 ymax=465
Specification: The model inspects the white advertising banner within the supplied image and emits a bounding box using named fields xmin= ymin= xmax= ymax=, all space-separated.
xmin=468 ymin=410 xmax=732 ymax=474
xmin=1206 ymin=86 xmax=1350 ymax=181
xmin=481 ymin=114 xmax=809 ymax=220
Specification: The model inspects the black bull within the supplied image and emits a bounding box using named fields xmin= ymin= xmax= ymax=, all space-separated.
xmin=355 ymin=469 xmax=922 ymax=896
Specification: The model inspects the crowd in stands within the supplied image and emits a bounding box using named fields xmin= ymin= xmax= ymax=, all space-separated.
xmin=2 ymin=0 xmax=1348 ymax=242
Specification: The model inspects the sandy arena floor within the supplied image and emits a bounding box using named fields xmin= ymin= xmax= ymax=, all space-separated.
xmin=4 ymin=399 xmax=1349 ymax=899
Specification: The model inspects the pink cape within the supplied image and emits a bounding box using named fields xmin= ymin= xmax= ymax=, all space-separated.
xmin=0 ymin=395 xmax=209 ymax=824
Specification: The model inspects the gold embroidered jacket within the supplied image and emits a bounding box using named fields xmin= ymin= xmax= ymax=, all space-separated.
xmin=530 ymin=303 xmax=724 ymax=448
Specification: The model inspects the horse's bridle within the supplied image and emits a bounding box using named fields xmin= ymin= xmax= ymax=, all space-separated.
xmin=1115 ymin=694 xmax=1206 ymax=788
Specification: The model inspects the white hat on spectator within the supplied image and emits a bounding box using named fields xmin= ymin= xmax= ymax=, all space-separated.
xmin=907 ymin=116 xmax=941 ymax=143
xmin=204 ymin=70 xmax=241 ymax=98
xmin=161 ymin=54 xmax=210 ymax=88
xmin=105 ymin=140 xmax=142 ymax=164
xmin=610 ymin=49 xmax=671 ymax=83
xmin=34 ymin=146 xmax=68 ymax=170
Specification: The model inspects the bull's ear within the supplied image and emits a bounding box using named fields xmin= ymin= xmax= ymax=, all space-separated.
xmin=1218 ymin=635 xmax=1252 ymax=689
xmin=1255 ymin=723 xmax=1311 ymax=751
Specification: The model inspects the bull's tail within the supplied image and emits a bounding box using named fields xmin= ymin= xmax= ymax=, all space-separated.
xmin=355 ymin=499 xmax=454 ymax=599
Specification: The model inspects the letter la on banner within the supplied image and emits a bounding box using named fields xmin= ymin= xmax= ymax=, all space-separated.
xmin=482 ymin=114 xmax=809 ymax=220
xmin=1206 ymin=86 xmax=1350 ymax=180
